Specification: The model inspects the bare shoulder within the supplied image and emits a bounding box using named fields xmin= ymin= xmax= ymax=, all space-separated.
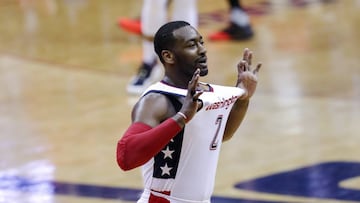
xmin=131 ymin=92 xmax=175 ymax=127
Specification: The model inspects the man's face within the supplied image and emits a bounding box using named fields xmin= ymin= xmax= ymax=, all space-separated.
xmin=172 ymin=26 xmax=208 ymax=77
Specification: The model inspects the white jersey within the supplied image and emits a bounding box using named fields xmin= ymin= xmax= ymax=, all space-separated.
xmin=138 ymin=81 xmax=245 ymax=203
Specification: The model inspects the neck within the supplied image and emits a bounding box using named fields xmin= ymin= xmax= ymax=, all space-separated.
xmin=162 ymin=76 xmax=211 ymax=92
xmin=161 ymin=75 xmax=189 ymax=89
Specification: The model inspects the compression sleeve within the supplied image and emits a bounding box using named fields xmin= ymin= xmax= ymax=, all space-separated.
xmin=116 ymin=118 xmax=182 ymax=171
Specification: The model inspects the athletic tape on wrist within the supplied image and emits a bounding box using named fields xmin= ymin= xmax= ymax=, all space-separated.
xmin=177 ymin=112 xmax=188 ymax=122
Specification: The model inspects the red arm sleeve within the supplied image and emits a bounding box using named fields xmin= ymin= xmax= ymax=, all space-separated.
xmin=116 ymin=118 xmax=182 ymax=171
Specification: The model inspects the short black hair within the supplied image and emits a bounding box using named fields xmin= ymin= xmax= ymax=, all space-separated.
xmin=154 ymin=21 xmax=191 ymax=63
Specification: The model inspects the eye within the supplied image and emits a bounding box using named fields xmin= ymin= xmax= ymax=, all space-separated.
xmin=188 ymin=42 xmax=196 ymax=47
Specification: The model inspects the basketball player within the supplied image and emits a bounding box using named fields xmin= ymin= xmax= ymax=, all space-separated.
xmin=116 ymin=21 xmax=261 ymax=203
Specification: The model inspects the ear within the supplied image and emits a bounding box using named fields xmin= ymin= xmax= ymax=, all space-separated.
xmin=161 ymin=50 xmax=175 ymax=64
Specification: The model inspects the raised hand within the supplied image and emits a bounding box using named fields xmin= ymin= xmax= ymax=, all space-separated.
xmin=236 ymin=48 xmax=262 ymax=100
xmin=179 ymin=68 xmax=203 ymax=122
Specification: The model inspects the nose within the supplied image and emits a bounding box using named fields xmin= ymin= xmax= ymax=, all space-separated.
xmin=198 ymin=42 xmax=207 ymax=55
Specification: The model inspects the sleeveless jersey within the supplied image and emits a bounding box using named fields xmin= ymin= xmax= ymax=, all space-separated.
xmin=137 ymin=81 xmax=245 ymax=203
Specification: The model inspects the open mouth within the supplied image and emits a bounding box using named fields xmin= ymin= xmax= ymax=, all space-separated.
xmin=197 ymin=57 xmax=207 ymax=67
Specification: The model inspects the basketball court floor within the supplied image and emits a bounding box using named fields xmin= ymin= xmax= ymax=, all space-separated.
xmin=0 ymin=0 xmax=359 ymax=202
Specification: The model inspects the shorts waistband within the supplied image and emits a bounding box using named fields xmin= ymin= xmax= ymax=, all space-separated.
xmin=144 ymin=189 xmax=211 ymax=203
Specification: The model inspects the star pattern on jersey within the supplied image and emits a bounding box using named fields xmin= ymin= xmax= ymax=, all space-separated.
xmin=160 ymin=163 xmax=172 ymax=176
xmin=153 ymin=126 xmax=183 ymax=179
xmin=162 ymin=146 xmax=174 ymax=159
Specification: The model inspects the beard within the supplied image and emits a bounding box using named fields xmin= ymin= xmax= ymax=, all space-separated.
xmin=199 ymin=67 xmax=208 ymax=76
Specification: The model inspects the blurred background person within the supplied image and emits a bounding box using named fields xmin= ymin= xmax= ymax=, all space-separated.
xmin=208 ymin=0 xmax=254 ymax=41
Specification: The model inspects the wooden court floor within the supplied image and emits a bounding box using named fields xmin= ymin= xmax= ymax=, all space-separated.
xmin=0 ymin=0 xmax=360 ymax=202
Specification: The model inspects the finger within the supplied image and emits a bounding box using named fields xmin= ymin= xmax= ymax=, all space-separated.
xmin=237 ymin=60 xmax=247 ymax=73
xmin=247 ymin=51 xmax=253 ymax=66
xmin=243 ymin=60 xmax=249 ymax=72
xmin=242 ymin=48 xmax=249 ymax=61
xmin=192 ymin=91 xmax=203 ymax=102
xmin=189 ymin=69 xmax=200 ymax=95
xmin=193 ymin=91 xmax=203 ymax=99
xmin=191 ymin=68 xmax=200 ymax=81
xmin=237 ymin=61 xmax=242 ymax=72
xmin=253 ymin=63 xmax=262 ymax=75
xmin=244 ymin=61 xmax=250 ymax=71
